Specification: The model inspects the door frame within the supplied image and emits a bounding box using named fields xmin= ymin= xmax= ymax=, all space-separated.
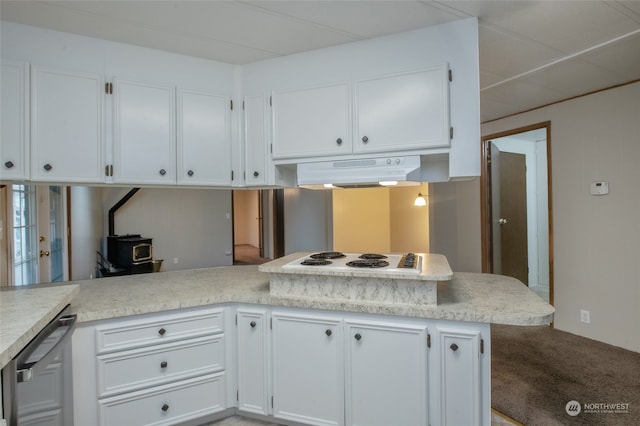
xmin=480 ymin=121 xmax=554 ymax=305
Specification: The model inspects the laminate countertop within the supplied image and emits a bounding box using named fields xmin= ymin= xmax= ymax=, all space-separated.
xmin=0 ymin=261 xmax=554 ymax=370
xmin=0 ymin=284 xmax=79 ymax=370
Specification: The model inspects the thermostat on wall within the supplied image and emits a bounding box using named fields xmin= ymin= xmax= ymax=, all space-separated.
xmin=590 ymin=181 xmax=609 ymax=195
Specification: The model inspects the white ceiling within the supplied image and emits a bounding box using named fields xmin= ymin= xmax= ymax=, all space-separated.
xmin=2 ymin=1 xmax=640 ymax=122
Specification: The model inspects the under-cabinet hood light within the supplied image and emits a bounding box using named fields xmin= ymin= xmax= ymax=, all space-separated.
xmin=297 ymin=156 xmax=422 ymax=189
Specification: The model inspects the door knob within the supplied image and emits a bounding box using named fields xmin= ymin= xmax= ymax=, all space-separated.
xmin=498 ymin=218 xmax=508 ymax=225
xmin=39 ymin=250 xmax=50 ymax=257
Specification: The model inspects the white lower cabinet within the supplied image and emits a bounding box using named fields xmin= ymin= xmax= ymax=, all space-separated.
xmin=73 ymin=306 xmax=229 ymax=426
xmin=271 ymin=311 xmax=344 ymax=426
xmin=345 ymin=320 xmax=428 ymax=426
xmin=436 ymin=326 xmax=485 ymax=426
xmin=236 ymin=308 xmax=270 ymax=416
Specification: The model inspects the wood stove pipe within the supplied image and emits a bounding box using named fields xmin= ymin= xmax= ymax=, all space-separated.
xmin=108 ymin=188 xmax=140 ymax=236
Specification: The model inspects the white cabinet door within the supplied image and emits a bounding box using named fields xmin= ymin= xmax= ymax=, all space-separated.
xmin=244 ymin=95 xmax=268 ymax=186
xmin=1 ymin=61 xmax=29 ymax=181
xmin=345 ymin=320 xmax=428 ymax=426
xmin=272 ymin=82 xmax=351 ymax=160
xmin=112 ymin=78 xmax=175 ymax=184
xmin=355 ymin=66 xmax=449 ymax=154
xmin=237 ymin=308 xmax=270 ymax=416
xmin=271 ymin=312 xmax=344 ymax=426
xmin=31 ymin=66 xmax=104 ymax=182
xmin=437 ymin=327 xmax=482 ymax=426
xmin=177 ymin=89 xmax=231 ymax=186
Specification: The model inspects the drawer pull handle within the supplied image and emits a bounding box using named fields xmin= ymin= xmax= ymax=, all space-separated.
xmin=450 ymin=343 xmax=459 ymax=351
xmin=336 ymin=138 xmax=342 ymax=145
xmin=158 ymin=328 xmax=167 ymax=336
xmin=250 ymin=321 xmax=257 ymax=328
xmin=4 ymin=161 xmax=14 ymax=169
xmin=159 ymin=168 xmax=167 ymax=176
xmin=161 ymin=403 xmax=169 ymax=412
xmin=325 ymin=329 xmax=332 ymax=337
xmin=362 ymin=136 xmax=369 ymax=143
xmin=354 ymin=333 xmax=362 ymax=341
xmin=187 ymin=169 xmax=194 ymax=177
xmin=160 ymin=361 xmax=168 ymax=368
xmin=43 ymin=163 xmax=53 ymax=171
xmin=253 ymin=171 xmax=259 ymax=177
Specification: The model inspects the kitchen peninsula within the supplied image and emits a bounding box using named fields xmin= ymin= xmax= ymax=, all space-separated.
xmin=2 ymin=252 xmax=553 ymax=426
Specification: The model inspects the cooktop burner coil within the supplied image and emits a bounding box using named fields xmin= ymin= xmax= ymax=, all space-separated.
xmin=358 ymin=253 xmax=388 ymax=260
xmin=301 ymin=258 xmax=332 ymax=266
xmin=310 ymin=251 xmax=346 ymax=259
xmin=346 ymin=259 xmax=390 ymax=268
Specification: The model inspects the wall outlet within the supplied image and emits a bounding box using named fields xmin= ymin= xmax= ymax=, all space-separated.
xmin=173 ymin=257 xmax=179 ymax=264
xmin=580 ymin=309 xmax=591 ymax=324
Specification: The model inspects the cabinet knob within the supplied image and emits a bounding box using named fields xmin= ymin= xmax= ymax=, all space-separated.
xmin=187 ymin=170 xmax=194 ymax=177
xmin=161 ymin=403 xmax=169 ymax=412
xmin=158 ymin=327 xmax=166 ymax=336
xmin=336 ymin=138 xmax=342 ymax=145
xmin=450 ymin=343 xmax=459 ymax=352
xmin=354 ymin=333 xmax=362 ymax=341
xmin=159 ymin=169 xmax=167 ymax=176
xmin=43 ymin=163 xmax=53 ymax=171
xmin=361 ymin=136 xmax=369 ymax=143
xmin=160 ymin=361 xmax=168 ymax=368
xmin=4 ymin=161 xmax=14 ymax=169
xmin=325 ymin=329 xmax=332 ymax=337
xmin=250 ymin=321 xmax=257 ymax=328
xmin=253 ymin=171 xmax=259 ymax=177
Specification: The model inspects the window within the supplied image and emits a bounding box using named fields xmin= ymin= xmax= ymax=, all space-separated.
xmin=12 ymin=184 xmax=38 ymax=285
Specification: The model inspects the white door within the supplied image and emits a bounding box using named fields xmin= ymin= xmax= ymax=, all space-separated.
xmin=355 ymin=66 xmax=449 ymax=154
xmin=271 ymin=312 xmax=344 ymax=426
xmin=177 ymin=89 xmax=231 ymax=185
xmin=112 ymin=78 xmax=175 ymax=184
xmin=31 ymin=66 xmax=104 ymax=183
xmin=0 ymin=61 xmax=29 ymax=181
xmin=345 ymin=320 xmax=428 ymax=426
xmin=237 ymin=308 xmax=270 ymax=416
xmin=272 ymin=82 xmax=351 ymax=159
xmin=10 ymin=184 xmax=66 ymax=285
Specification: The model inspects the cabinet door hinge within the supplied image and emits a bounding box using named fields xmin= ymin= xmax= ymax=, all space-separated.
xmin=448 ymin=69 xmax=453 ymax=82
xmin=231 ymin=170 xmax=234 ymax=181
xmin=271 ymin=396 xmax=274 ymax=408
xmin=269 ymin=95 xmax=272 ymax=107
xmin=480 ymin=338 xmax=485 ymax=354
xmin=270 ymin=143 xmax=273 ymax=154
xmin=427 ymin=333 xmax=431 ymax=348
xmin=270 ymin=318 xmax=273 ymax=329
xmin=242 ymin=100 xmax=245 ymax=111
xmin=105 ymin=82 xmax=113 ymax=94
xmin=235 ymin=314 xmax=238 ymax=326
xmin=105 ymin=164 xmax=113 ymax=177
xmin=230 ymin=99 xmax=233 ymax=110
xmin=237 ymin=390 xmax=239 ymax=401
xmin=449 ymin=127 xmax=454 ymax=140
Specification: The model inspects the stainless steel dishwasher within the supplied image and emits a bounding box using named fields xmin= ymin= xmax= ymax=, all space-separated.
xmin=2 ymin=305 xmax=77 ymax=426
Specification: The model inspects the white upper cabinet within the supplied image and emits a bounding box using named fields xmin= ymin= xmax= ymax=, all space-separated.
xmin=112 ymin=78 xmax=175 ymax=184
xmin=177 ymin=89 xmax=231 ymax=186
xmin=272 ymin=82 xmax=351 ymax=160
xmin=244 ymin=95 xmax=268 ymax=186
xmin=0 ymin=61 xmax=29 ymax=181
xmin=354 ymin=66 xmax=449 ymax=154
xmin=31 ymin=66 xmax=104 ymax=183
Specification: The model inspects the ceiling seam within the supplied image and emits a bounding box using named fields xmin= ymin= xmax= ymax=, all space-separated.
xmin=481 ymin=28 xmax=640 ymax=92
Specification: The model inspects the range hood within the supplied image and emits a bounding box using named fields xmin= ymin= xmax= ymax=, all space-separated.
xmin=297 ymin=156 xmax=423 ymax=189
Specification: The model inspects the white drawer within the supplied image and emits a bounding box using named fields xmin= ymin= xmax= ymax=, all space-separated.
xmin=96 ymin=334 xmax=225 ymax=398
xmin=95 ymin=307 xmax=224 ymax=354
xmin=98 ymin=372 xmax=226 ymax=426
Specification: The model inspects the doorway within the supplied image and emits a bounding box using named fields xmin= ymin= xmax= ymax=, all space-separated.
xmin=481 ymin=122 xmax=553 ymax=304
xmin=2 ymin=184 xmax=68 ymax=286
